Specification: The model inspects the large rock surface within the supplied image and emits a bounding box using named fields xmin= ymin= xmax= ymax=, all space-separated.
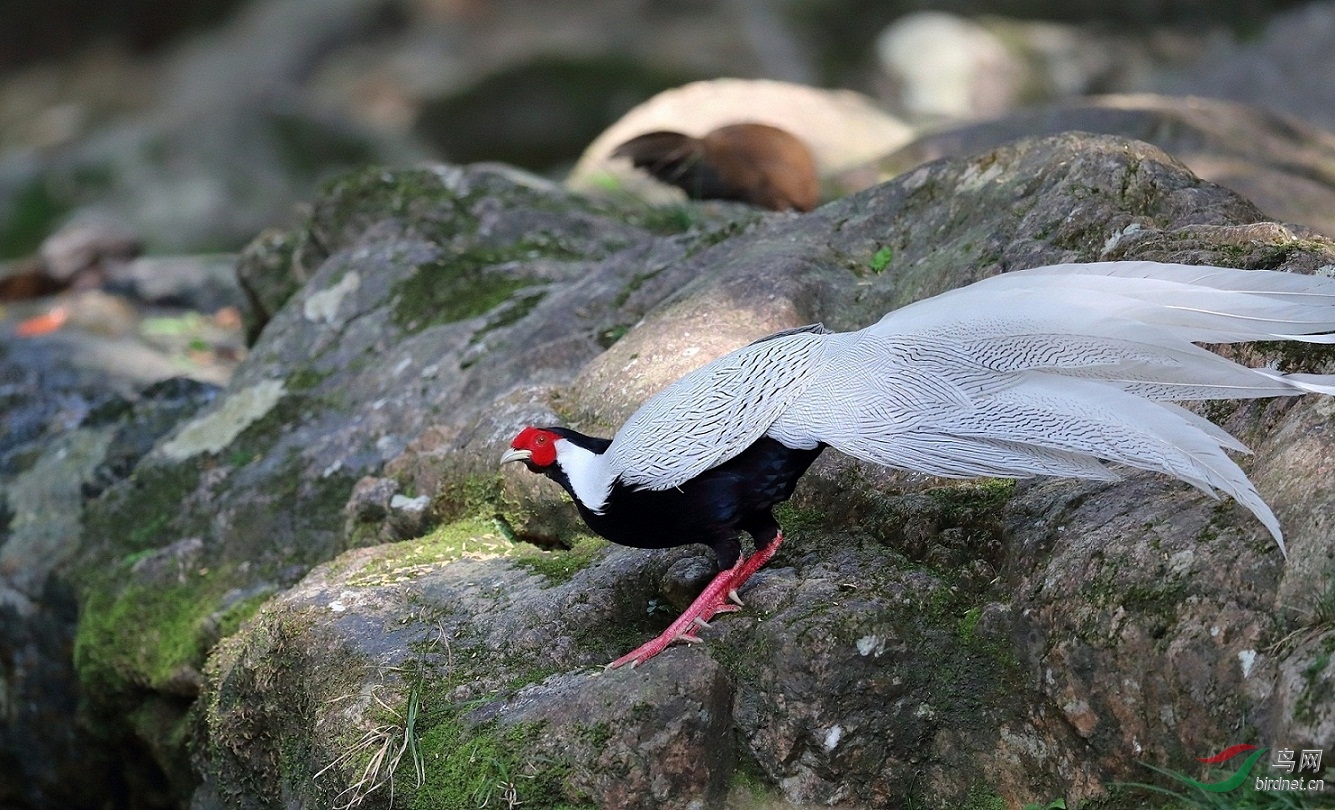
xmin=58 ymin=133 xmax=1335 ymax=809
xmin=861 ymin=93 xmax=1335 ymax=239
xmin=68 ymin=163 xmax=762 ymax=807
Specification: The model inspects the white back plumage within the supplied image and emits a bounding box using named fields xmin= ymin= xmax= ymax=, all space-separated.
xmin=601 ymin=262 xmax=1335 ymax=554
xmin=605 ymin=329 xmax=831 ymax=491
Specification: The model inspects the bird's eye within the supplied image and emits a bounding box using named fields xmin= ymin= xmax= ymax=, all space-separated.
xmin=534 ymin=434 xmax=547 ymax=445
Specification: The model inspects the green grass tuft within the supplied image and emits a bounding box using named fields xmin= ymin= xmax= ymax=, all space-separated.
xmin=1118 ymin=758 xmax=1332 ymax=809
xmin=407 ymin=718 xmax=572 ymax=810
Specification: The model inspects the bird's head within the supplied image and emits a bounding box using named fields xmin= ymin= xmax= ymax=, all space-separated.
xmin=499 ymin=425 xmax=560 ymax=471
xmin=500 ymin=425 xmax=614 ymax=513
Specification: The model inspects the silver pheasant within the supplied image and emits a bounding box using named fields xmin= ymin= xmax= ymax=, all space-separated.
xmin=503 ymin=261 xmax=1335 ymax=666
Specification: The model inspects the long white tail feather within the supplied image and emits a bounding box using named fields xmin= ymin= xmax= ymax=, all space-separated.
xmin=603 ymin=262 xmax=1335 ymax=555
xmin=1255 ymin=369 xmax=1335 ymax=395
xmin=1273 ymin=332 xmax=1335 ymax=343
xmin=1155 ymin=403 xmax=1251 ymax=454
xmin=823 ymin=432 xmax=1124 ymax=481
xmin=1014 ymin=260 xmax=1335 ymax=298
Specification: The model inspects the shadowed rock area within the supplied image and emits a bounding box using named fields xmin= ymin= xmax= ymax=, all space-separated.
xmin=31 ymin=133 xmax=1335 ymax=809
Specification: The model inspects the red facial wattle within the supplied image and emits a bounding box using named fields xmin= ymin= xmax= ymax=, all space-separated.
xmin=512 ymin=426 xmax=558 ymax=467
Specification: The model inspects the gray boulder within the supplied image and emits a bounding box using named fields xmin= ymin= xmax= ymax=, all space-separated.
xmin=859 ymin=93 xmax=1335 ymax=239
xmin=1162 ymin=0 xmax=1335 ymax=134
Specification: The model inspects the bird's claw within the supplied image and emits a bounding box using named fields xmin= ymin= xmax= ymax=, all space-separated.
xmin=607 ymin=534 xmax=785 ymax=670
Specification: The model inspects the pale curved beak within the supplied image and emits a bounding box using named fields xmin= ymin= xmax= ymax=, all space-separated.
xmin=499 ymin=448 xmax=532 ymax=465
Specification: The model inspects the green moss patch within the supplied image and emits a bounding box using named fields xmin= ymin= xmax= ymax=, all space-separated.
xmin=393 ymin=255 xmax=539 ymax=332
xmin=348 ymin=517 xmax=508 ymax=586
xmin=620 ymin=202 xmax=701 ymax=235
xmin=405 ymin=717 xmax=578 ymax=810
xmin=349 ymin=517 xmax=605 ymax=589
xmin=75 ymin=564 xmax=272 ymax=703
xmin=962 ymin=785 xmax=1006 ymax=810
xmin=868 ymin=245 xmax=895 ymax=274
xmin=75 ymin=441 xmax=339 ymax=704
xmin=926 ymin=478 xmax=1016 ymax=523
xmin=216 ymin=591 xmax=275 ymax=639
xmin=510 ymin=534 xmax=606 ymax=586
xmin=310 ymin=167 xmax=464 ymax=252
xmin=725 ymin=749 xmax=785 ymax=809
xmin=84 ymin=459 xmax=207 ymax=556
xmin=431 ymin=473 xmax=504 ymax=524
xmin=76 ymin=576 xmax=225 ymax=696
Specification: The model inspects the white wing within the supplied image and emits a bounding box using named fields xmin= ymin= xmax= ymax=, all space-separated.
xmin=605 ymin=329 xmax=830 ymax=490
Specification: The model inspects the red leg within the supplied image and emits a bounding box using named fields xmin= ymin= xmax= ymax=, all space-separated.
xmin=607 ymin=532 xmax=784 ymax=669
xmin=725 ymin=532 xmax=782 ymax=606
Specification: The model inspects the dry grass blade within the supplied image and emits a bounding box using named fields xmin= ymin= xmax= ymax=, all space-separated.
xmin=313 ymin=673 xmax=427 ymax=808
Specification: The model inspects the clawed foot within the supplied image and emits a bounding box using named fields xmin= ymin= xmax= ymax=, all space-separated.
xmin=606 ymin=533 xmax=782 ymax=670
xmin=606 ymin=586 xmax=741 ymax=669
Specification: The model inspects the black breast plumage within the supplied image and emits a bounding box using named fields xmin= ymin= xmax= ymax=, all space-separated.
xmin=542 ymin=431 xmax=824 ymax=569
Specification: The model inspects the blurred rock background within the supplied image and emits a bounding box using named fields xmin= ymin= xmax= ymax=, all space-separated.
xmin=3 ymin=0 xmax=1335 ymax=265
xmin=4 ymin=1 xmax=1335 ymax=808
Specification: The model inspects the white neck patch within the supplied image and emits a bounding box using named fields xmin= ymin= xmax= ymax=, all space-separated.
xmin=555 ymin=438 xmax=613 ymax=514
